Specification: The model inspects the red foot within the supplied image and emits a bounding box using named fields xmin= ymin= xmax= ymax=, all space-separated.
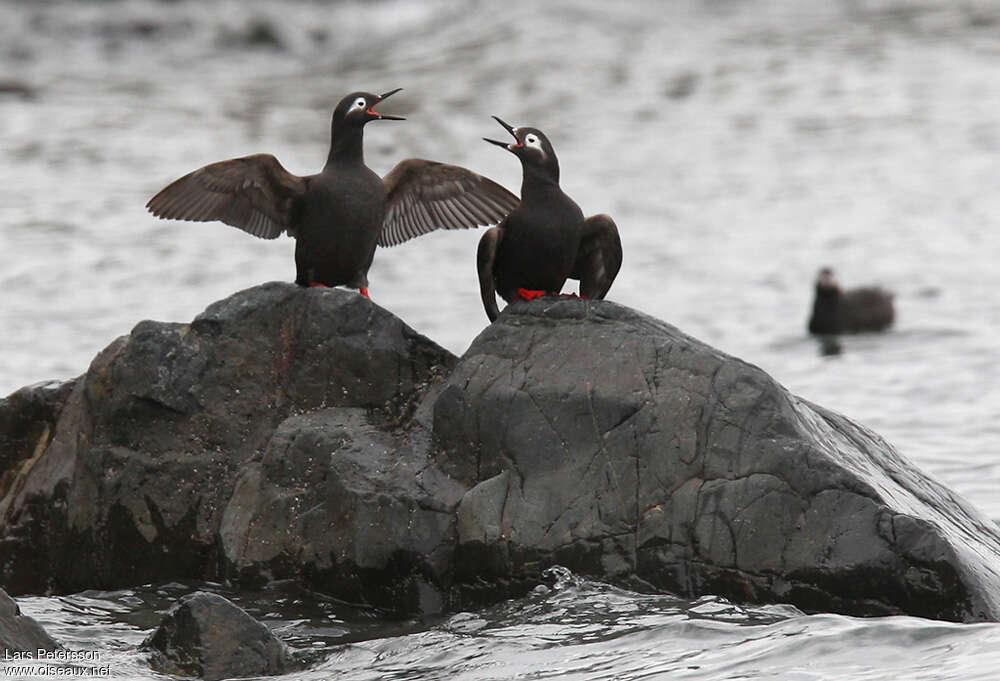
xmin=308 ymin=282 xmax=330 ymax=288
xmin=516 ymin=288 xmax=547 ymax=301
xmin=360 ymin=287 xmax=370 ymax=299
xmin=515 ymin=289 xmax=588 ymax=300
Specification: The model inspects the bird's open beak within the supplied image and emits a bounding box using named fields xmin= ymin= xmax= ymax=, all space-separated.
xmin=369 ymin=88 xmax=405 ymax=120
xmin=483 ymin=115 xmax=520 ymax=150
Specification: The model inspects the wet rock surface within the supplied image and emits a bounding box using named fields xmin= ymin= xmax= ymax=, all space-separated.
xmin=142 ymin=591 xmax=291 ymax=680
xmin=2 ymin=284 xmax=1000 ymax=622
xmin=0 ymin=379 xmax=76 ymax=498
xmin=220 ymin=405 xmax=463 ymax=613
xmin=0 ymin=282 xmax=455 ymax=596
xmin=439 ymin=299 xmax=1000 ymax=621
xmin=0 ymin=588 xmax=58 ymax=653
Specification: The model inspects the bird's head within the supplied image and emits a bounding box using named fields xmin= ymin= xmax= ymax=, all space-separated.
xmin=484 ymin=116 xmax=559 ymax=179
xmin=335 ymin=88 xmax=405 ymax=127
xmin=815 ymin=267 xmax=841 ymax=295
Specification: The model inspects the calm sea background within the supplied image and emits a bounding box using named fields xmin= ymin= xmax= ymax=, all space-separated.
xmin=3 ymin=1 xmax=1000 ymax=678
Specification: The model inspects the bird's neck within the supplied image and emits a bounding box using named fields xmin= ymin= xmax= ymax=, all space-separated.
xmin=815 ymin=285 xmax=841 ymax=302
xmin=520 ymin=164 xmax=561 ymax=203
xmin=326 ymin=126 xmax=365 ymax=168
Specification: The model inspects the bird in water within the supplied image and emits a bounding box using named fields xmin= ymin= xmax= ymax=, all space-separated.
xmin=477 ymin=117 xmax=622 ymax=322
xmin=808 ymin=266 xmax=895 ymax=334
xmin=146 ymin=89 xmax=519 ymax=298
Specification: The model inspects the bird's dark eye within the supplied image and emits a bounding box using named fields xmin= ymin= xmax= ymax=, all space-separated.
xmin=355 ymin=98 xmax=366 ymax=108
xmin=526 ymin=135 xmax=538 ymax=145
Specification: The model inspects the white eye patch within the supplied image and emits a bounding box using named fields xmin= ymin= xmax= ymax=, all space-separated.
xmin=512 ymin=128 xmax=546 ymax=157
xmin=354 ymin=98 xmax=367 ymax=109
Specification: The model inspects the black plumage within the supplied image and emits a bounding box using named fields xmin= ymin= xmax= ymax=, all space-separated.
xmin=147 ymin=89 xmax=518 ymax=296
xmin=808 ymin=267 xmax=895 ymax=334
xmin=477 ymin=117 xmax=622 ymax=322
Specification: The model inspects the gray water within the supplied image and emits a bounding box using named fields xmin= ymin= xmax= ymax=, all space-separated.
xmin=2 ymin=1 xmax=1000 ymax=679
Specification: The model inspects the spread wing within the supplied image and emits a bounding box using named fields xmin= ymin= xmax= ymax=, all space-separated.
xmin=379 ymin=159 xmax=519 ymax=248
xmin=146 ymin=153 xmax=307 ymax=239
xmin=570 ymin=213 xmax=622 ymax=300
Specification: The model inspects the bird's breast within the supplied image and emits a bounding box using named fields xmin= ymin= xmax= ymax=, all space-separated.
xmin=495 ymin=207 xmax=581 ymax=291
xmin=302 ymin=172 xmax=386 ymax=234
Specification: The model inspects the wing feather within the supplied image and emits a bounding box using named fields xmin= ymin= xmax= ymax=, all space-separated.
xmin=571 ymin=214 xmax=623 ymax=300
xmin=446 ymin=196 xmax=481 ymax=226
xmin=379 ymin=158 xmax=519 ymax=247
xmin=146 ymin=153 xmax=307 ymax=240
xmin=435 ymin=197 xmax=466 ymax=229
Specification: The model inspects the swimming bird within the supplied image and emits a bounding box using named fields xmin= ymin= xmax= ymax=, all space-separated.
xmin=146 ymin=89 xmax=519 ymax=297
xmin=808 ymin=267 xmax=895 ymax=334
xmin=477 ymin=117 xmax=622 ymax=322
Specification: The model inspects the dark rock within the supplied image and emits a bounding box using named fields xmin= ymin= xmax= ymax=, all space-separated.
xmin=0 ymin=282 xmax=455 ymax=595
xmin=217 ymin=18 xmax=285 ymax=51
xmin=0 ymin=588 xmax=58 ymax=653
xmin=435 ymin=298 xmax=1000 ymax=622
xmin=3 ymin=284 xmax=1000 ymax=623
xmin=220 ymin=405 xmax=463 ymax=613
xmin=244 ymin=18 xmax=284 ymax=49
xmin=664 ymin=71 xmax=699 ymax=99
xmin=0 ymin=80 xmax=38 ymax=100
xmin=0 ymin=379 xmax=76 ymax=500
xmin=142 ymin=591 xmax=290 ymax=680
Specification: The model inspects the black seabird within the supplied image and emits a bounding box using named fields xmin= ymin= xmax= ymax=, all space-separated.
xmin=147 ymin=89 xmax=519 ymax=297
xmin=477 ymin=117 xmax=622 ymax=321
xmin=808 ymin=266 xmax=895 ymax=334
